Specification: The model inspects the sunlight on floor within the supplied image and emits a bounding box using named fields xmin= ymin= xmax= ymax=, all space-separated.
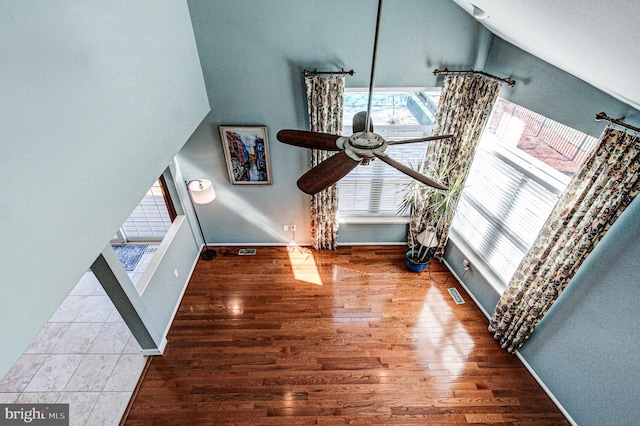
xmin=287 ymin=243 xmax=323 ymax=285
xmin=413 ymin=287 xmax=474 ymax=377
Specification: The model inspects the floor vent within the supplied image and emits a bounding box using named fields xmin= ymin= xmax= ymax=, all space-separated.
xmin=447 ymin=288 xmax=465 ymax=304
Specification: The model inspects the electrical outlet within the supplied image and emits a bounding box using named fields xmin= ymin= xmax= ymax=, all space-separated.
xmin=173 ymin=269 xmax=179 ymax=278
xmin=463 ymin=259 xmax=470 ymax=270
xmin=290 ymin=224 xmax=296 ymax=232
xmin=283 ymin=225 xmax=288 ymax=231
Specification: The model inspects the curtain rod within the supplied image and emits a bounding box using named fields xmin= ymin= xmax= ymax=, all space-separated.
xmin=303 ymin=68 xmax=355 ymax=77
xmin=433 ymin=68 xmax=516 ymax=87
xmin=595 ymin=112 xmax=640 ymax=133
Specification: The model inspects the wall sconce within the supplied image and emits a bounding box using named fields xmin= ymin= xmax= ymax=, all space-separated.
xmin=186 ymin=179 xmax=217 ymax=260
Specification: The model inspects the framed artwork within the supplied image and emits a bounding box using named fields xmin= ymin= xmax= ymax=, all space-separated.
xmin=219 ymin=126 xmax=272 ymax=185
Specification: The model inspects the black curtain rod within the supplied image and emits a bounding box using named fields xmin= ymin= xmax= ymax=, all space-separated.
xmin=303 ymin=68 xmax=355 ymax=77
xmin=595 ymin=112 xmax=640 ymax=133
xmin=433 ymin=68 xmax=516 ymax=87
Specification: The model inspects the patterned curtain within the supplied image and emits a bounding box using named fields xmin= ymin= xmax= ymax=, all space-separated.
xmin=304 ymin=75 xmax=345 ymax=250
xmin=410 ymin=74 xmax=501 ymax=258
xmin=489 ymin=127 xmax=640 ymax=353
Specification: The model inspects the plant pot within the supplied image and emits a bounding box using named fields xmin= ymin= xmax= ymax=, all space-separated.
xmin=405 ymin=249 xmax=429 ymax=272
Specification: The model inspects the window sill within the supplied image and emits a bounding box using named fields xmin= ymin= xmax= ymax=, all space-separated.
xmin=338 ymin=215 xmax=409 ymax=225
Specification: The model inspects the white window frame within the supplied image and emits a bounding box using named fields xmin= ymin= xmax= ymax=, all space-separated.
xmin=450 ymin=98 xmax=597 ymax=290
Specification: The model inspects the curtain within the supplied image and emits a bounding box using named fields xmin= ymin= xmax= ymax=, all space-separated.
xmin=410 ymin=74 xmax=501 ymax=258
xmin=305 ymin=75 xmax=345 ymax=250
xmin=489 ymin=127 xmax=640 ymax=353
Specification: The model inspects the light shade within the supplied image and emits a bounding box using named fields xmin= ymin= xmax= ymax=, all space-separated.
xmin=416 ymin=228 xmax=438 ymax=248
xmin=188 ymin=179 xmax=216 ymax=205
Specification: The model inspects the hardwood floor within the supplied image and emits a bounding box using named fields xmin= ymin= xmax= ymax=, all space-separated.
xmin=124 ymin=246 xmax=568 ymax=425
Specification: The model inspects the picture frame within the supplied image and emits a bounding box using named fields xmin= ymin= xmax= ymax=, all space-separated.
xmin=219 ymin=126 xmax=272 ymax=185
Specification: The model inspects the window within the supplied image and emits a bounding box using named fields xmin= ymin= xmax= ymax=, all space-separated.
xmin=338 ymin=89 xmax=440 ymax=217
xmin=114 ymin=178 xmax=175 ymax=243
xmin=451 ymin=98 xmax=598 ymax=286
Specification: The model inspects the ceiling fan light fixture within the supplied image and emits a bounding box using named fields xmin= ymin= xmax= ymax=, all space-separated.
xmin=472 ymin=4 xmax=489 ymax=20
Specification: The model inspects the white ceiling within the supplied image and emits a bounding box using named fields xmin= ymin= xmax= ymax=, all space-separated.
xmin=452 ymin=0 xmax=640 ymax=111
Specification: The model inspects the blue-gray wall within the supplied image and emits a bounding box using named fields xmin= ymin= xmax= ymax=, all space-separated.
xmin=181 ymin=0 xmax=487 ymax=245
xmin=0 ymin=0 xmax=209 ymax=378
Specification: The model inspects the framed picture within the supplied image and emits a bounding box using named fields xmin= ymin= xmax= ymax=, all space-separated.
xmin=219 ymin=126 xmax=272 ymax=185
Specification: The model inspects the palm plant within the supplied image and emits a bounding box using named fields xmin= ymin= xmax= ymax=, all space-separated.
xmin=399 ymin=160 xmax=465 ymax=264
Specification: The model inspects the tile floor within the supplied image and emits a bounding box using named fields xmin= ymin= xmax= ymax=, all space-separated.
xmin=0 ymin=245 xmax=158 ymax=425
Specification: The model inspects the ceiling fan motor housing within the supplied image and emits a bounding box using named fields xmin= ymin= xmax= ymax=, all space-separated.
xmin=339 ymin=131 xmax=387 ymax=163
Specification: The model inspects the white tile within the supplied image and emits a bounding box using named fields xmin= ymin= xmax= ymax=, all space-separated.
xmin=0 ymin=354 xmax=48 ymax=392
xmin=105 ymin=308 xmax=124 ymax=323
xmin=48 ymin=296 xmax=89 ymax=323
xmin=24 ymin=354 xmax=83 ymax=392
xmin=0 ymin=393 xmax=20 ymax=403
xmin=89 ymin=391 xmax=132 ymax=426
xmin=64 ymin=354 xmax=119 ymax=392
xmin=122 ymin=336 xmax=142 ymax=355
xmin=74 ymin=296 xmax=114 ymax=323
xmin=103 ymin=355 xmax=147 ymax=392
xmin=89 ymin=323 xmax=132 ymax=354
xmin=15 ymin=392 xmax=60 ymax=403
xmin=51 ymin=323 xmax=103 ymax=354
xmin=56 ymin=391 xmax=100 ymax=426
xmin=69 ymin=272 xmax=100 ymax=296
xmin=25 ymin=323 xmax=71 ymax=354
xmin=92 ymin=285 xmax=108 ymax=296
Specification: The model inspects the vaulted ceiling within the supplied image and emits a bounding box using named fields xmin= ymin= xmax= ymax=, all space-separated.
xmin=452 ymin=0 xmax=640 ymax=111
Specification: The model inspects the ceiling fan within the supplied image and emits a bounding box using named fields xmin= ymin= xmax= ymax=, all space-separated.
xmin=277 ymin=0 xmax=453 ymax=195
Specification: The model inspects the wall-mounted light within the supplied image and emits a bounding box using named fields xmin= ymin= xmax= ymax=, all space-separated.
xmin=186 ymin=179 xmax=217 ymax=260
xmin=472 ymin=4 xmax=489 ymax=20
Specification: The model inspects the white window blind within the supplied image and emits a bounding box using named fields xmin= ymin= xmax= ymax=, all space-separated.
xmin=338 ymin=89 xmax=439 ymax=217
xmin=451 ymin=98 xmax=597 ymax=285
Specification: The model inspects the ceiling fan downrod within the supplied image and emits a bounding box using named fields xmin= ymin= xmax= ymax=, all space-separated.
xmin=364 ymin=0 xmax=384 ymax=135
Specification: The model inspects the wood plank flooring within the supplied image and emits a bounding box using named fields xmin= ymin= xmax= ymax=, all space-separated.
xmin=123 ymin=246 xmax=569 ymax=425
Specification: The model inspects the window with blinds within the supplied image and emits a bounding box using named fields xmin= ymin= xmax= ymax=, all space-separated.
xmin=451 ymin=98 xmax=598 ymax=285
xmin=119 ymin=179 xmax=173 ymax=242
xmin=338 ymin=89 xmax=440 ymax=217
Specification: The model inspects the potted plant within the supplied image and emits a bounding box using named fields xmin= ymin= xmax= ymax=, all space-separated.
xmin=399 ymin=161 xmax=464 ymax=271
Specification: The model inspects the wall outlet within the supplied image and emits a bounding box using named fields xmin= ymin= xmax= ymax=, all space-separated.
xmin=173 ymin=269 xmax=179 ymax=278
xmin=463 ymin=259 xmax=470 ymax=271
xmin=290 ymin=224 xmax=296 ymax=232
xmin=283 ymin=225 xmax=288 ymax=231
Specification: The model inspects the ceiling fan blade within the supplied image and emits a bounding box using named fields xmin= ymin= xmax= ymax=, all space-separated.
xmin=374 ymin=153 xmax=449 ymax=191
xmin=297 ymin=151 xmax=360 ymax=194
xmin=353 ymin=111 xmax=374 ymax=133
xmin=277 ymin=130 xmax=342 ymax=151
xmin=387 ymin=134 xmax=455 ymax=145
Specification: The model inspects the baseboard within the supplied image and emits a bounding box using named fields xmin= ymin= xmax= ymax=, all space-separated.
xmin=141 ymin=347 xmax=162 ymax=356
